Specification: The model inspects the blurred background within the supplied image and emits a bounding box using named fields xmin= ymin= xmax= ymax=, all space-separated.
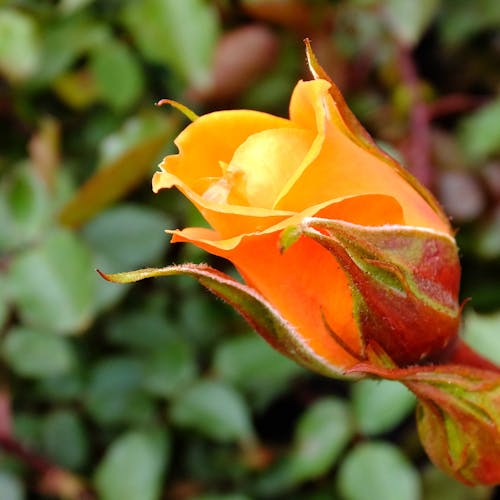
xmin=0 ymin=0 xmax=499 ymax=499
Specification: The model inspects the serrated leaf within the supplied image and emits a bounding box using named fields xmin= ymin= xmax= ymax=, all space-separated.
xmin=2 ymin=327 xmax=75 ymax=378
xmin=352 ymin=379 xmax=416 ymax=435
xmin=170 ymin=380 xmax=254 ymax=444
xmin=8 ymin=228 xmax=95 ymax=334
xmin=337 ymin=442 xmax=420 ymax=500
xmin=94 ymin=429 xmax=169 ymax=500
xmin=121 ymin=0 xmax=219 ymax=88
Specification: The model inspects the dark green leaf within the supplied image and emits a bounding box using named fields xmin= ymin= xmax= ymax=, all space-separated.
xmin=143 ymin=339 xmax=197 ymax=399
xmin=458 ymin=97 xmax=500 ymax=163
xmin=83 ymin=204 xmax=171 ymax=308
xmin=121 ymin=0 xmax=219 ymax=87
xmin=213 ymin=334 xmax=304 ymax=410
xmin=0 ymin=163 xmax=51 ymax=252
xmin=90 ymin=40 xmax=144 ymax=111
xmin=8 ymin=228 xmax=95 ymax=334
xmin=41 ymin=410 xmax=89 ymax=470
xmin=32 ymin=12 xmax=109 ymax=87
xmin=2 ymin=327 xmax=75 ymax=378
xmin=170 ymin=380 xmax=254 ymax=444
xmin=288 ymin=398 xmax=354 ymax=481
xmin=381 ymin=0 xmax=440 ymax=46
xmin=85 ymin=357 xmax=154 ymax=425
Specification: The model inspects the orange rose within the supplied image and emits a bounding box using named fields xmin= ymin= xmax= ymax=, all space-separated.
xmin=151 ymin=45 xmax=460 ymax=374
xmin=100 ymin=44 xmax=500 ymax=486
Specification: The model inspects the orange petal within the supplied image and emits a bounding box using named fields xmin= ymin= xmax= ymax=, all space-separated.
xmin=228 ymin=127 xmax=315 ymax=208
xmin=156 ymin=109 xmax=294 ymax=190
xmin=279 ymin=80 xmax=449 ymax=232
xmin=169 ymin=194 xmax=405 ymax=370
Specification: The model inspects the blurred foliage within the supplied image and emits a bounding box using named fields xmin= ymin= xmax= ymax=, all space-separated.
xmin=0 ymin=0 xmax=499 ymax=499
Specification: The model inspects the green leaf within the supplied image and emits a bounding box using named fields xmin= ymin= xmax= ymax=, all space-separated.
xmin=121 ymin=0 xmax=219 ymax=88
xmin=0 ymin=8 xmax=40 ymax=82
xmin=143 ymin=339 xmax=197 ymax=399
xmin=58 ymin=113 xmax=176 ymax=228
xmin=32 ymin=12 xmax=109 ymax=87
xmin=0 ymin=163 xmax=51 ymax=252
xmin=170 ymin=380 xmax=254 ymax=444
xmin=8 ymin=228 xmax=95 ymax=334
xmin=2 ymin=327 xmax=75 ymax=378
xmin=106 ymin=306 xmax=176 ymax=350
xmin=288 ymin=397 xmax=354 ymax=481
xmin=213 ymin=334 xmax=304 ymax=410
xmin=351 ymin=379 xmax=416 ymax=435
xmin=83 ymin=204 xmax=171 ymax=272
xmin=381 ymin=0 xmax=440 ymax=46
xmin=0 ymin=470 xmax=25 ymax=500
xmin=85 ymin=357 xmax=154 ymax=425
xmin=41 ymin=410 xmax=89 ymax=470
xmin=337 ymin=442 xmax=420 ymax=500
xmin=94 ymin=428 xmax=169 ymax=500
xmin=463 ymin=310 xmax=500 ymax=365
xmin=458 ymin=97 xmax=500 ymax=163
xmin=90 ymin=39 xmax=144 ymax=111
xmin=439 ymin=0 xmax=500 ymax=46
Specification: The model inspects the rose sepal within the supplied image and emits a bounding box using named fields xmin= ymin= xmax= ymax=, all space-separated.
xmin=281 ymin=217 xmax=461 ymax=366
xmin=98 ymin=264 xmax=357 ymax=379
xmin=349 ymin=348 xmax=500 ymax=486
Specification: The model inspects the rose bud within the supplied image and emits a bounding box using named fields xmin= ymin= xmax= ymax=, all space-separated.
xmin=99 ymin=41 xmax=500 ymax=486
xmin=148 ymin=40 xmax=467 ymax=373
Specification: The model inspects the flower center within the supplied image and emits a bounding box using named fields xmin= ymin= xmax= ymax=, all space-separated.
xmin=202 ymin=127 xmax=314 ymax=209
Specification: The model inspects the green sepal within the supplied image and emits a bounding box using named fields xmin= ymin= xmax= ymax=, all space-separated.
xmin=98 ymin=264 xmax=353 ymax=379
